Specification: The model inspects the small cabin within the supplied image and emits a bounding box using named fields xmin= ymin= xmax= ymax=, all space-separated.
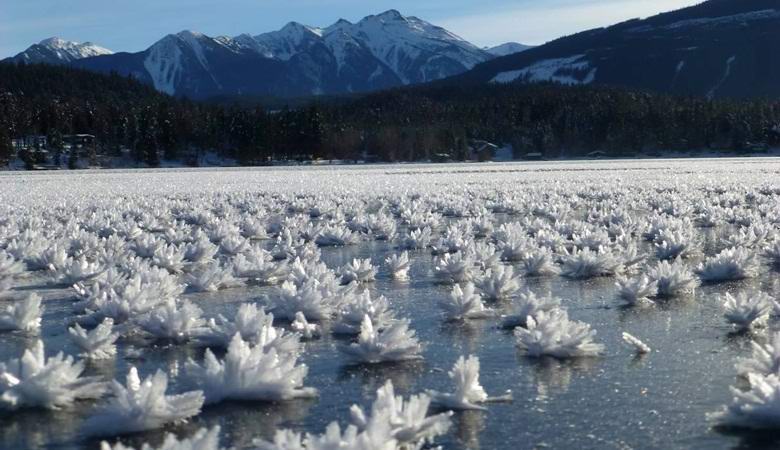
xmin=469 ymin=139 xmax=499 ymax=162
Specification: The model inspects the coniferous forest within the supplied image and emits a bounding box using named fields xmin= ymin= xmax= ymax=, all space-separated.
xmin=2 ymin=62 xmax=780 ymax=168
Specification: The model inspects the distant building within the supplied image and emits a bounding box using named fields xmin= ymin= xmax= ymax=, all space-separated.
xmin=469 ymin=139 xmax=499 ymax=162
xmin=586 ymin=150 xmax=607 ymax=159
xmin=12 ymin=135 xmax=47 ymax=150
xmin=63 ymin=134 xmax=96 ymax=149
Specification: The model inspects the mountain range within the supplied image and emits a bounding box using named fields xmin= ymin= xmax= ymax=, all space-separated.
xmin=5 ymin=10 xmax=530 ymax=99
xmin=451 ymin=0 xmax=780 ymax=99
xmin=6 ymin=0 xmax=780 ymax=100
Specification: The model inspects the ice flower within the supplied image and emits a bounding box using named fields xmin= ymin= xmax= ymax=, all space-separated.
xmin=0 ymin=340 xmax=106 ymax=410
xmin=151 ymin=243 xmax=186 ymax=273
xmin=475 ymin=265 xmax=522 ymax=301
xmin=339 ymin=258 xmax=377 ymax=284
xmin=764 ymin=241 xmax=780 ymax=268
xmin=0 ymin=293 xmax=43 ymax=333
xmin=654 ymin=228 xmax=699 ymax=260
xmin=433 ymin=252 xmax=475 ymax=284
xmin=737 ymin=332 xmax=780 ymax=377
xmin=185 ymin=333 xmax=316 ymax=404
xmin=233 ymin=250 xmax=288 ymax=285
xmin=334 ymin=290 xmax=394 ymax=335
xmin=315 ymin=225 xmax=358 ymax=247
xmin=708 ymin=373 xmax=780 ymax=429
xmin=427 ymin=355 xmax=511 ymax=411
xmin=69 ymin=318 xmax=118 ymax=359
xmin=341 ymin=316 xmax=423 ymax=363
xmin=697 ymin=247 xmax=760 ymax=283
xmin=83 ymin=367 xmax=204 ymax=437
xmin=501 ymin=290 xmax=561 ymax=329
xmin=256 ymin=380 xmax=451 ymax=450
xmin=137 ymin=300 xmax=206 ymax=343
xmin=100 ymin=426 xmax=223 ymax=450
xmin=291 ymin=311 xmax=321 ymax=339
xmin=560 ymin=247 xmax=623 ymax=279
xmin=647 ymin=259 xmax=699 ymax=298
xmin=615 ymin=275 xmax=658 ymax=306
xmin=350 ymin=380 xmax=452 ymax=446
xmin=399 ymin=227 xmax=432 ymax=250
xmin=268 ymin=279 xmax=338 ymax=322
xmin=185 ymin=262 xmax=243 ymax=292
xmin=520 ymin=247 xmax=560 ymax=276
xmin=218 ymin=234 xmax=250 ymax=256
xmin=0 ymin=251 xmax=25 ymax=283
xmin=56 ymin=256 xmax=105 ymax=285
xmin=385 ymin=252 xmax=411 ymax=280
xmin=199 ymin=304 xmax=298 ymax=353
xmin=182 ymin=239 xmax=218 ymax=265
xmin=515 ymin=309 xmax=604 ymax=358
xmin=439 ymin=283 xmax=493 ymax=321
xmin=722 ymin=291 xmax=773 ymax=331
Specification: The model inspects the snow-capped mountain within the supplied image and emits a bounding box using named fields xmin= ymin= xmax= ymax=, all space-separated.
xmin=453 ymin=0 xmax=780 ymax=99
xmin=8 ymin=37 xmax=113 ymax=65
xmin=485 ymin=42 xmax=533 ymax=57
xmin=61 ymin=10 xmax=500 ymax=99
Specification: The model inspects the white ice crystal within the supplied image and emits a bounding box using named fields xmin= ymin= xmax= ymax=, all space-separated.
xmin=722 ymin=291 xmax=773 ymax=331
xmin=399 ymin=227 xmax=432 ymax=250
xmin=83 ymin=367 xmax=204 ymax=437
xmin=515 ymin=309 xmax=604 ymax=358
xmin=185 ymin=333 xmax=316 ymax=404
xmin=350 ymin=380 xmax=452 ymax=446
xmin=622 ymin=332 xmax=651 ymax=354
xmin=737 ymin=332 xmax=780 ymax=377
xmin=427 ymin=355 xmax=511 ymax=410
xmin=199 ymin=303 xmax=298 ymax=354
xmin=475 ymin=265 xmax=522 ymax=301
xmin=647 ymin=259 xmax=699 ymax=298
xmin=341 ymin=315 xmax=423 ymax=363
xmin=340 ymin=258 xmax=377 ymax=284
xmin=0 ymin=340 xmax=107 ymax=410
xmin=615 ymin=275 xmax=658 ymax=306
xmin=385 ymin=252 xmax=411 ymax=280
xmin=439 ymin=283 xmax=494 ymax=321
xmin=708 ymin=373 xmax=780 ymax=429
xmin=269 ymin=279 xmax=338 ymax=321
xmin=433 ymin=252 xmax=475 ymax=284
xmin=520 ymin=247 xmax=560 ymax=276
xmin=560 ymin=247 xmax=623 ymax=279
xmin=291 ymin=311 xmax=321 ymax=339
xmin=334 ymin=290 xmax=394 ymax=335
xmin=501 ymin=290 xmax=560 ymax=329
xmin=69 ymin=318 xmax=118 ymax=359
xmin=256 ymin=380 xmax=451 ymax=450
xmin=100 ymin=426 xmax=223 ymax=450
xmin=697 ymin=247 xmax=761 ymax=283
xmin=56 ymin=255 xmax=105 ymax=285
xmin=137 ymin=299 xmax=206 ymax=343
xmin=185 ymin=262 xmax=243 ymax=292
xmin=0 ymin=293 xmax=43 ymax=333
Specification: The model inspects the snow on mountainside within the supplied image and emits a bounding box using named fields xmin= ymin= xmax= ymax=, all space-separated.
xmin=450 ymin=0 xmax=780 ymax=99
xmin=8 ymin=37 xmax=113 ymax=65
xmin=60 ymin=10 xmax=509 ymax=99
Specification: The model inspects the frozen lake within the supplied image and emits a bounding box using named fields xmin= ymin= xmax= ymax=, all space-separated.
xmin=1 ymin=158 xmax=780 ymax=450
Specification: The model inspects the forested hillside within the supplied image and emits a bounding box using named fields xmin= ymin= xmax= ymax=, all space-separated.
xmin=2 ymin=63 xmax=780 ymax=168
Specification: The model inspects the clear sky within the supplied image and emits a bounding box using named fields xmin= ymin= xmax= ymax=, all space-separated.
xmin=0 ymin=0 xmax=701 ymax=57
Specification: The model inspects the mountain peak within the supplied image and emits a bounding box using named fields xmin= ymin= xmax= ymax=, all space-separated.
xmin=39 ymin=37 xmax=67 ymax=47
xmin=363 ymin=9 xmax=408 ymax=23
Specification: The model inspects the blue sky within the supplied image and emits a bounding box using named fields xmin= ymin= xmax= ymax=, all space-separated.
xmin=0 ymin=0 xmax=700 ymax=57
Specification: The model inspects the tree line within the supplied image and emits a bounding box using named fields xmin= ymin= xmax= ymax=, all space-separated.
xmin=2 ymin=62 xmax=780 ymax=168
